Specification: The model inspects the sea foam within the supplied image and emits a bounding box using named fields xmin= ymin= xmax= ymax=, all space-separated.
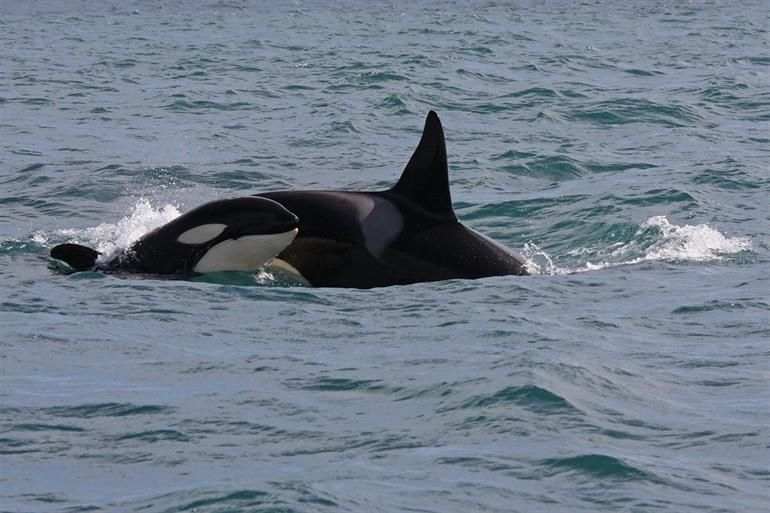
xmin=524 ymin=216 xmax=751 ymax=275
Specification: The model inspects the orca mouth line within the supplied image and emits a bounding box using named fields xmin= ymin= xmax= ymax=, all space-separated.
xmin=237 ymin=224 xmax=299 ymax=239
xmin=226 ymin=218 xmax=300 ymax=239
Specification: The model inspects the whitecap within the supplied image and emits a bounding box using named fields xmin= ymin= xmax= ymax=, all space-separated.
xmin=523 ymin=216 xmax=751 ymax=275
xmin=634 ymin=215 xmax=751 ymax=262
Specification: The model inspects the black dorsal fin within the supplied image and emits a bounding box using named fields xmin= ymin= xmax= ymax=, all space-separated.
xmin=389 ymin=111 xmax=456 ymax=220
xmin=50 ymin=243 xmax=100 ymax=271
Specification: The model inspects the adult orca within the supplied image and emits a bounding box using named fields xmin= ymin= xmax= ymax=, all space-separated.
xmin=50 ymin=197 xmax=299 ymax=274
xmin=257 ymin=111 xmax=529 ymax=288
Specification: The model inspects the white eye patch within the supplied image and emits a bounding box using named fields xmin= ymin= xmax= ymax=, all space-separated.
xmin=177 ymin=223 xmax=227 ymax=245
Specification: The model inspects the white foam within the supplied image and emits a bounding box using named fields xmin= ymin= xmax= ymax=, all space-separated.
xmin=523 ymin=216 xmax=751 ymax=275
xmin=521 ymin=242 xmax=561 ymax=275
xmin=635 ymin=215 xmax=751 ymax=262
xmin=56 ymin=199 xmax=181 ymax=257
xmin=31 ymin=231 xmax=49 ymax=245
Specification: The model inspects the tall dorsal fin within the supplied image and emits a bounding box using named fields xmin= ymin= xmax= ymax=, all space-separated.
xmin=389 ymin=111 xmax=456 ymax=220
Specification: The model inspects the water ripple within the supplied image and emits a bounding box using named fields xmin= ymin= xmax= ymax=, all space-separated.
xmin=539 ymin=454 xmax=662 ymax=482
xmin=42 ymin=403 xmax=172 ymax=418
xmin=568 ymin=99 xmax=701 ymax=127
xmin=456 ymin=385 xmax=580 ymax=415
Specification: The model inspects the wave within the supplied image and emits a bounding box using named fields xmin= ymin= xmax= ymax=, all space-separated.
xmin=459 ymin=385 xmax=579 ymax=414
xmin=165 ymin=100 xmax=255 ymax=112
xmin=567 ymin=98 xmax=702 ymax=127
xmin=42 ymin=403 xmax=172 ymax=418
xmin=525 ymin=215 xmax=751 ymax=275
xmin=539 ymin=453 xmax=662 ymax=482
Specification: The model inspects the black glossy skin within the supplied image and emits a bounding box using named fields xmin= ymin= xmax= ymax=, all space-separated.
xmin=256 ymin=111 xmax=528 ymax=289
xmin=51 ymin=197 xmax=298 ymax=274
xmin=259 ymin=189 xmax=527 ymax=288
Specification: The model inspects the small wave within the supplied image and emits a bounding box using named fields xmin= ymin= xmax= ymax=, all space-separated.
xmin=0 ymin=437 xmax=44 ymax=455
xmin=568 ymin=98 xmax=701 ymax=127
xmin=460 ymin=385 xmax=578 ymax=414
xmin=376 ymin=94 xmax=412 ymax=115
xmin=173 ymin=490 xmax=269 ymax=512
xmin=539 ymin=453 xmax=660 ymax=482
xmin=1 ymin=235 xmax=49 ymax=256
xmin=42 ymin=403 xmax=171 ymax=418
xmin=329 ymin=120 xmax=358 ymax=134
xmin=499 ymin=87 xmax=559 ymax=99
xmin=524 ymin=216 xmax=751 ymax=275
xmin=344 ymin=70 xmax=408 ymax=84
xmin=12 ymin=423 xmax=86 ymax=433
xmin=165 ymin=100 xmax=254 ymax=112
xmin=114 ymin=429 xmax=190 ymax=443
xmin=672 ymin=300 xmax=769 ymax=315
xmin=131 ymin=486 xmax=341 ymax=513
xmin=300 ymin=377 xmax=383 ymax=392
xmin=623 ymin=68 xmax=664 ymax=77
xmin=19 ymin=162 xmax=45 ymax=173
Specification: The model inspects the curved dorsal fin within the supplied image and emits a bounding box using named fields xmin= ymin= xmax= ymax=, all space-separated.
xmin=389 ymin=111 xmax=456 ymax=220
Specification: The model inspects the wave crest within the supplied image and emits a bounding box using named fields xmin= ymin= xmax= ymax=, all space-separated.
xmin=524 ymin=216 xmax=751 ymax=275
xmin=635 ymin=216 xmax=751 ymax=262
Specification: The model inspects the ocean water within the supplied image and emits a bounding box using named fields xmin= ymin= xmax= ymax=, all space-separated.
xmin=1 ymin=1 xmax=768 ymax=512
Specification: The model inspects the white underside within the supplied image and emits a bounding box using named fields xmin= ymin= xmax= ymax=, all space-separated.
xmin=193 ymin=228 xmax=298 ymax=273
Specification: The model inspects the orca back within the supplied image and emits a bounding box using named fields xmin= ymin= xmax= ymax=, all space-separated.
xmin=252 ymin=111 xmax=529 ymax=288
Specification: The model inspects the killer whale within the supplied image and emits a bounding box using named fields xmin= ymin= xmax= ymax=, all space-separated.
xmin=256 ymin=111 xmax=528 ymax=288
xmin=50 ymin=112 xmax=527 ymax=287
xmin=50 ymin=197 xmax=299 ymax=274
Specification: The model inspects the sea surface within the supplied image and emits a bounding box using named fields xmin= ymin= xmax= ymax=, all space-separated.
xmin=1 ymin=1 xmax=768 ymax=512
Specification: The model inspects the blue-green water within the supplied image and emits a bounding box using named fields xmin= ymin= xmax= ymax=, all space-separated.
xmin=1 ymin=1 xmax=768 ymax=512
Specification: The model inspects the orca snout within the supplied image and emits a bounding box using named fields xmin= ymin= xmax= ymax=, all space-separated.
xmin=273 ymin=208 xmax=300 ymax=232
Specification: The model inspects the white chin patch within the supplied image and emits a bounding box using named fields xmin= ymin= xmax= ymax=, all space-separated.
xmin=177 ymin=223 xmax=228 ymax=244
xmin=193 ymin=228 xmax=298 ymax=273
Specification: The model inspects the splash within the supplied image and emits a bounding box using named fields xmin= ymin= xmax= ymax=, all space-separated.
xmin=524 ymin=216 xmax=751 ymax=275
xmin=633 ymin=216 xmax=751 ymax=262
xmin=55 ymin=199 xmax=181 ymax=257
xmin=521 ymin=242 xmax=560 ymax=275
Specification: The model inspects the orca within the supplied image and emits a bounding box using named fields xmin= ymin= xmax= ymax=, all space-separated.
xmin=50 ymin=197 xmax=299 ymax=274
xmin=256 ymin=110 xmax=529 ymax=288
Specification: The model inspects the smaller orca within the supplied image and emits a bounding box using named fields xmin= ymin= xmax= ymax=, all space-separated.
xmin=50 ymin=197 xmax=299 ymax=275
